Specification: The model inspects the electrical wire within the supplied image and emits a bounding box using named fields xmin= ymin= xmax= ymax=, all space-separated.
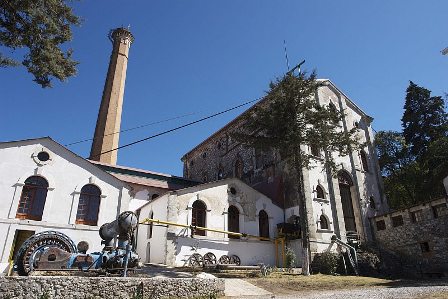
xmin=88 ymin=98 xmax=260 ymax=159
xmin=65 ymin=112 xmax=197 ymax=146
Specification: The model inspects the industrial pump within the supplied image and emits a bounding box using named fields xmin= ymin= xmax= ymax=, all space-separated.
xmin=14 ymin=211 xmax=140 ymax=276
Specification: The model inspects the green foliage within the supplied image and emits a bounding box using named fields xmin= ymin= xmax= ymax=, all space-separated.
xmin=39 ymin=292 xmax=50 ymax=299
xmin=357 ymin=249 xmax=381 ymax=277
xmin=312 ymin=252 xmax=340 ymax=275
xmin=233 ymin=71 xmax=363 ymax=275
xmin=376 ymin=81 xmax=447 ymax=209
xmin=0 ymin=0 xmax=80 ymax=87
xmin=402 ymin=81 xmax=447 ymax=158
xmin=285 ymin=247 xmax=297 ymax=270
xmin=131 ymin=293 xmax=143 ymax=299
xmin=234 ymin=71 xmax=362 ymax=175
xmin=422 ymin=136 xmax=448 ymax=194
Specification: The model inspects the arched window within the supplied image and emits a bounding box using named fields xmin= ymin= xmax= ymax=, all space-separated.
xmin=310 ymin=144 xmax=320 ymax=157
xmin=255 ymin=148 xmax=263 ymax=169
xmin=228 ymin=205 xmax=240 ymax=239
xmin=369 ymin=196 xmax=376 ymax=209
xmin=338 ymin=171 xmax=356 ymax=232
xmin=360 ymin=150 xmax=369 ymax=172
xmin=151 ymin=194 xmax=159 ymax=200
xmin=76 ymin=184 xmax=101 ymax=226
xmin=192 ymin=200 xmax=206 ymax=236
xmin=217 ymin=164 xmax=224 ymax=180
xmin=148 ymin=211 xmax=154 ymax=239
xmin=329 ymin=102 xmax=337 ymax=114
xmin=259 ymin=210 xmax=270 ymax=239
xmin=316 ymin=185 xmax=325 ymax=199
xmin=234 ymin=158 xmax=243 ymax=178
xmin=320 ymin=215 xmax=329 ymax=230
xmin=338 ymin=171 xmax=353 ymax=186
xmin=202 ymin=172 xmax=208 ymax=183
xmin=16 ymin=176 xmax=48 ymax=221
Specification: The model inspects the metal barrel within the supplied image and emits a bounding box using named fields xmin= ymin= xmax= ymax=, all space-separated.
xmin=99 ymin=211 xmax=138 ymax=242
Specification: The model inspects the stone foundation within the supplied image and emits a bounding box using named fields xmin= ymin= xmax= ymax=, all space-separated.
xmin=0 ymin=276 xmax=224 ymax=299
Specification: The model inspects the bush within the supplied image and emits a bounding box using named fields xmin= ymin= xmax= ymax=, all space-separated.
xmin=285 ymin=247 xmax=297 ymax=270
xmin=357 ymin=250 xmax=381 ymax=276
xmin=312 ymin=252 xmax=340 ymax=275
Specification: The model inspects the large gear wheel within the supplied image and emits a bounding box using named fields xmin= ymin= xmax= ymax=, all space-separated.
xmin=14 ymin=231 xmax=77 ymax=276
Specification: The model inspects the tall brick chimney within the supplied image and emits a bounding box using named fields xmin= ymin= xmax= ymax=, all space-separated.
xmin=90 ymin=27 xmax=134 ymax=165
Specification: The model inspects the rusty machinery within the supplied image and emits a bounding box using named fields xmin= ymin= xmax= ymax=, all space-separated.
xmin=13 ymin=211 xmax=139 ymax=276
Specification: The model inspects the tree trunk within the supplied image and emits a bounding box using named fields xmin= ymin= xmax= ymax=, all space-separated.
xmin=294 ymin=148 xmax=311 ymax=275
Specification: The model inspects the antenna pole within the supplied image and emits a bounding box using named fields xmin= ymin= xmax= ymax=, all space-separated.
xmin=283 ymin=40 xmax=290 ymax=71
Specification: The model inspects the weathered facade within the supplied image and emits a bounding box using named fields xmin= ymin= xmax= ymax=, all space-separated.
xmin=0 ymin=138 xmax=132 ymax=274
xmin=182 ymin=80 xmax=388 ymax=257
xmin=136 ymin=178 xmax=285 ymax=267
xmin=90 ymin=161 xmax=198 ymax=211
xmin=372 ymin=197 xmax=448 ymax=276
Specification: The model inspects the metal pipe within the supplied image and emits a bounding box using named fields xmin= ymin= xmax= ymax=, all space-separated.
xmin=140 ymin=218 xmax=272 ymax=241
xmin=331 ymin=235 xmax=358 ymax=275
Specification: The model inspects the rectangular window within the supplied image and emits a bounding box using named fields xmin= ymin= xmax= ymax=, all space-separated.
xmin=391 ymin=215 xmax=404 ymax=227
xmin=432 ymin=204 xmax=448 ymax=218
xmin=420 ymin=242 xmax=430 ymax=253
xmin=410 ymin=210 xmax=423 ymax=223
xmin=376 ymin=220 xmax=386 ymax=231
xmin=255 ymin=148 xmax=263 ymax=169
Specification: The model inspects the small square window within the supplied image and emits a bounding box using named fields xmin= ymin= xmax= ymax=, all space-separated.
xmin=376 ymin=220 xmax=386 ymax=231
xmin=410 ymin=210 xmax=424 ymax=223
xmin=432 ymin=204 xmax=448 ymax=218
xmin=369 ymin=196 xmax=376 ymax=209
xmin=391 ymin=215 xmax=404 ymax=227
xmin=420 ymin=242 xmax=430 ymax=253
xmin=310 ymin=144 xmax=320 ymax=157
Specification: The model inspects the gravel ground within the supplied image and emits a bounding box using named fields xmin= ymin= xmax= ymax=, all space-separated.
xmin=231 ymin=286 xmax=448 ymax=299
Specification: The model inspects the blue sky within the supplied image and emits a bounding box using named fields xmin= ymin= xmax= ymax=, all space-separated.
xmin=1 ymin=1 xmax=447 ymax=176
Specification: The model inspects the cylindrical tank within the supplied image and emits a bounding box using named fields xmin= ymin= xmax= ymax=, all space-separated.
xmin=99 ymin=211 xmax=138 ymax=246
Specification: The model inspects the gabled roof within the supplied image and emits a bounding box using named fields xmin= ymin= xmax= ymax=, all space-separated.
xmin=0 ymin=137 xmax=129 ymax=188
xmin=181 ymin=79 xmax=373 ymax=160
xmin=89 ymin=160 xmax=199 ymax=190
xmin=136 ymin=177 xmax=282 ymax=211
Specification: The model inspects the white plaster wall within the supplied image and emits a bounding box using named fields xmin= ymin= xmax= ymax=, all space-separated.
xmin=136 ymin=179 xmax=285 ymax=267
xmin=174 ymin=236 xmax=277 ymax=267
xmin=308 ymin=84 xmax=387 ymax=242
xmin=136 ymin=195 xmax=169 ymax=264
xmin=129 ymin=186 xmax=166 ymax=212
xmin=172 ymin=180 xmax=284 ymax=239
xmin=129 ymin=190 xmax=151 ymax=212
xmin=0 ymin=139 xmax=131 ymax=270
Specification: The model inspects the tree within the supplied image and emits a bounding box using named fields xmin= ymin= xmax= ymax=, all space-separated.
xmin=402 ymin=81 xmax=447 ymax=158
xmin=376 ymin=82 xmax=448 ymax=208
xmin=421 ymin=136 xmax=448 ymax=198
xmin=0 ymin=0 xmax=80 ymax=87
xmin=233 ymin=71 xmax=362 ymax=275
xmin=375 ymin=131 xmax=422 ymax=207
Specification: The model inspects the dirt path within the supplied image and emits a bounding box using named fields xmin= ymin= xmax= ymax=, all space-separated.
xmin=229 ymin=286 xmax=448 ymax=299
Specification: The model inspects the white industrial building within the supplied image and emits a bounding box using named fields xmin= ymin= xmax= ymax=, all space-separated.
xmin=135 ymin=178 xmax=285 ymax=267
xmin=0 ymin=137 xmax=132 ymax=274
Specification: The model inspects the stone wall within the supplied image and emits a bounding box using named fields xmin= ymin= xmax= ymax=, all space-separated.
xmin=180 ymin=80 xmax=392 ymax=265
xmin=372 ymin=198 xmax=448 ymax=276
xmin=0 ymin=276 xmax=224 ymax=299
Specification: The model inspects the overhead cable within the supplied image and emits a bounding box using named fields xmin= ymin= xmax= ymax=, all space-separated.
xmin=88 ymin=98 xmax=259 ymax=159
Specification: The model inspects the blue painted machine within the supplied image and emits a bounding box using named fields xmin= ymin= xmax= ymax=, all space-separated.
xmin=14 ymin=211 xmax=140 ymax=276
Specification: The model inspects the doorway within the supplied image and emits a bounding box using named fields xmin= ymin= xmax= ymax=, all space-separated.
xmin=338 ymin=172 xmax=357 ymax=232
xmin=9 ymin=230 xmax=35 ymax=262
